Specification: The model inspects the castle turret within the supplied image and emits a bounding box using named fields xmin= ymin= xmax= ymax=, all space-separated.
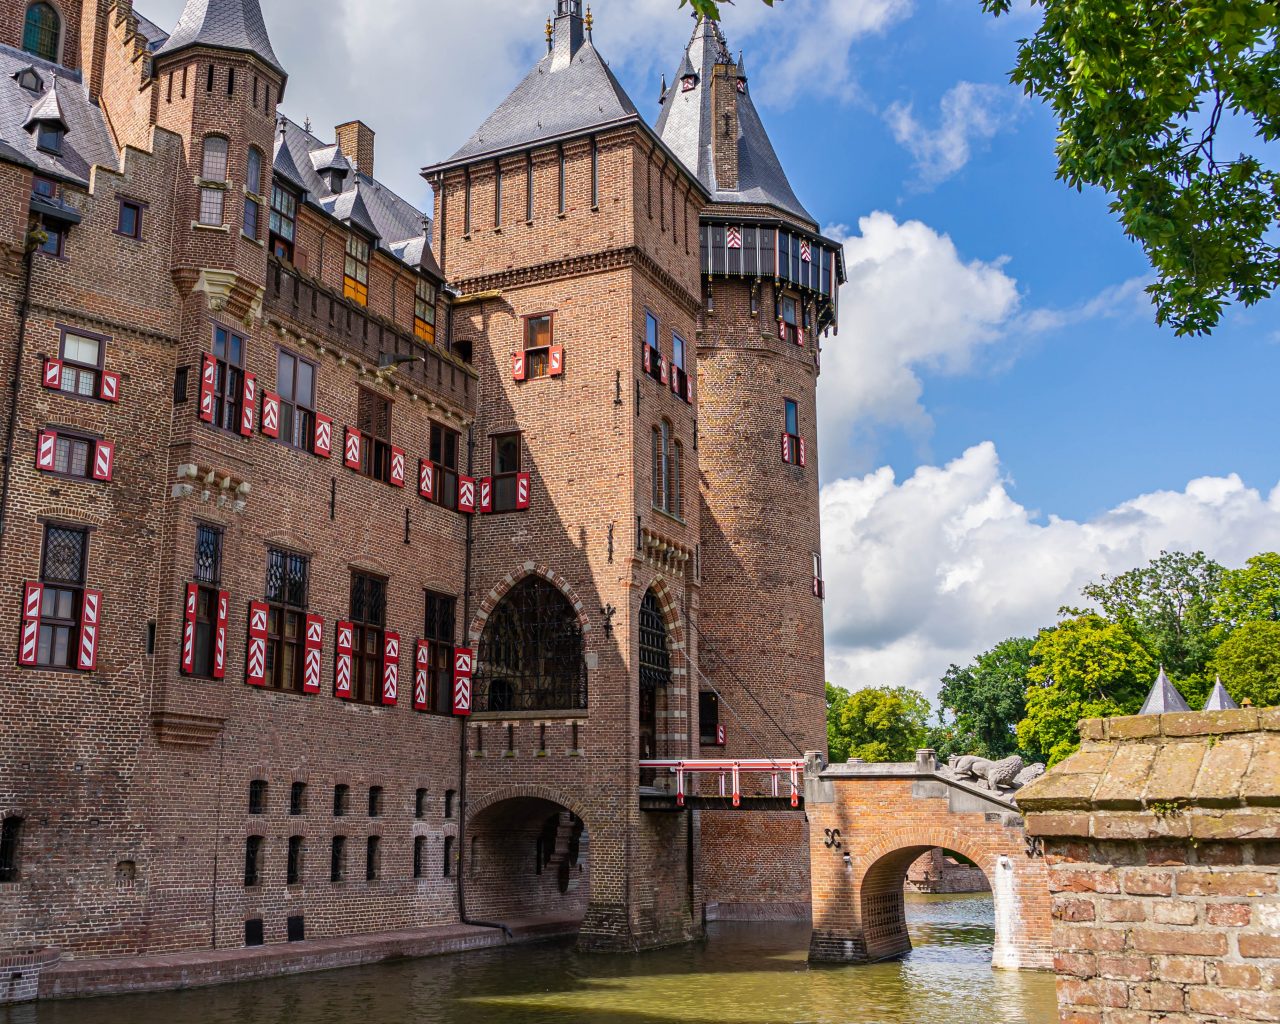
xmin=657 ymin=16 xmax=846 ymax=920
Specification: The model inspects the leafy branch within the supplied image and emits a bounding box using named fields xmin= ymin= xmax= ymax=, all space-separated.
xmin=679 ymin=0 xmax=779 ymax=20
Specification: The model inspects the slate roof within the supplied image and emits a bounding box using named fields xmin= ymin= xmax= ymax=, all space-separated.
xmin=429 ymin=11 xmax=641 ymax=172
xmin=275 ymin=116 xmax=441 ymax=279
xmin=1139 ymin=668 xmax=1191 ymax=716
xmin=153 ymin=0 xmax=285 ymax=81
xmin=0 ymin=44 xmax=117 ymax=187
xmin=1203 ymin=678 xmax=1241 ymax=712
xmin=133 ymin=11 xmax=171 ymax=52
xmin=655 ymin=17 xmax=814 ymax=226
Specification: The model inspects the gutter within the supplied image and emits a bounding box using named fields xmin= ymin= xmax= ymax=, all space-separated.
xmin=0 ymin=222 xmax=37 ymax=553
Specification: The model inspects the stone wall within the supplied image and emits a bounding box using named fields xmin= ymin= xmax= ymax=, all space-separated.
xmin=1018 ymin=708 xmax=1280 ymax=1024
xmin=905 ymin=848 xmax=992 ymax=894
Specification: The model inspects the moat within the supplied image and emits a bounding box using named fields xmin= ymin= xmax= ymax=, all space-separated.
xmin=6 ymin=896 xmax=1055 ymax=1024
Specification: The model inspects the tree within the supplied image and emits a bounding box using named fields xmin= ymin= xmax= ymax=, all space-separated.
xmin=934 ymin=637 xmax=1036 ymax=760
xmin=681 ymin=0 xmax=778 ymax=20
xmin=1210 ymin=620 xmax=1280 ymax=708
xmin=827 ymin=684 xmax=933 ymax=763
xmin=1081 ymin=551 xmax=1225 ymax=681
xmin=981 ymin=0 xmax=1280 ymax=336
xmin=1018 ymin=614 xmax=1155 ymax=766
xmin=1215 ymin=552 xmax=1280 ymax=628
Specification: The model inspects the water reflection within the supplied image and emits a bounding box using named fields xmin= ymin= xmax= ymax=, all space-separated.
xmin=9 ymin=894 xmax=1056 ymax=1024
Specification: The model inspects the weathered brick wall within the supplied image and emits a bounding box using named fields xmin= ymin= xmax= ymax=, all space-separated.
xmin=1019 ymin=708 xmax=1280 ymax=1023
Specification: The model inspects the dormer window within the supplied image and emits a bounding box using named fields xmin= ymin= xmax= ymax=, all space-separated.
xmin=326 ymin=169 xmax=348 ymax=194
xmin=15 ymin=67 xmax=43 ymax=92
xmin=35 ymin=124 xmax=62 ymax=154
xmin=22 ymin=3 xmax=59 ymax=63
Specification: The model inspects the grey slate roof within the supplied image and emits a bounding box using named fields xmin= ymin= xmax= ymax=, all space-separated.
xmin=1203 ymin=678 xmax=1241 ymax=712
xmin=275 ymin=116 xmax=441 ymax=280
xmin=133 ymin=11 xmax=170 ymax=52
xmin=0 ymin=44 xmax=117 ymax=187
xmin=1139 ymin=668 xmax=1191 ymax=715
xmin=655 ymin=17 xmax=814 ymax=226
xmin=153 ymin=0 xmax=285 ymax=80
xmin=24 ymin=82 xmax=66 ymax=130
xmin=430 ymin=12 xmax=640 ymax=171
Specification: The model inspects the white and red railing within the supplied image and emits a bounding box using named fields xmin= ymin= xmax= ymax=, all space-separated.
xmin=639 ymin=759 xmax=805 ymax=808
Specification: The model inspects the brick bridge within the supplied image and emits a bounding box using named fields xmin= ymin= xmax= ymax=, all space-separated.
xmin=805 ymin=750 xmax=1053 ymax=970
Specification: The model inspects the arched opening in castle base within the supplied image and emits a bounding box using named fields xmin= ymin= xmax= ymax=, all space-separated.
xmin=464 ymin=797 xmax=591 ymax=927
xmin=858 ymin=844 xmax=1008 ymax=967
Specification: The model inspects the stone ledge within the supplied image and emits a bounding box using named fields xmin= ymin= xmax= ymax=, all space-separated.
xmin=1027 ymin=807 xmax=1280 ymax=842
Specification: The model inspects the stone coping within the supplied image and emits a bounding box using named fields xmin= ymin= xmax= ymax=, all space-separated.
xmin=1017 ymin=710 xmax=1280 ymax=836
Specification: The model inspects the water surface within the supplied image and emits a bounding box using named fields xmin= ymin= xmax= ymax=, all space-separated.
xmin=10 ymin=894 xmax=1055 ymax=1024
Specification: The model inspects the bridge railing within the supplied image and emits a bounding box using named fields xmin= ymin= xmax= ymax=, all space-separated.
xmin=638 ymin=759 xmax=806 ymax=808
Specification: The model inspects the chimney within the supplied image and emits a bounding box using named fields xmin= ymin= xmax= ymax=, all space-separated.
xmin=335 ymin=120 xmax=376 ymax=179
xmin=709 ymin=61 xmax=739 ymax=191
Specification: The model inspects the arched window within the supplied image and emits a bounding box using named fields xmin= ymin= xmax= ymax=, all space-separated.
xmin=201 ymin=135 xmax=228 ymax=180
xmin=639 ymin=589 xmax=672 ymax=692
xmin=475 ymin=576 xmax=586 ymax=713
xmin=22 ymin=3 xmax=59 ymax=63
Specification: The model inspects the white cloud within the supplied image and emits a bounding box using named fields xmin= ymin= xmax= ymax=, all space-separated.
xmin=886 ymin=81 xmax=1025 ymax=187
xmin=817 ymin=213 xmax=1022 ymax=471
xmin=821 ymin=443 xmax=1280 ymax=703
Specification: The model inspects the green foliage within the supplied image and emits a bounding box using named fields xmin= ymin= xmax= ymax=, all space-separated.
xmin=1210 ymin=620 xmax=1280 ymax=708
xmin=827 ymin=684 xmax=932 ymax=763
xmin=1018 ymin=614 xmax=1155 ymax=765
xmin=1215 ymin=552 xmax=1280 ymax=627
xmin=1081 ymin=551 xmax=1225 ymax=680
xmin=680 ymin=0 xmax=778 ymax=22
xmin=934 ymin=637 xmax=1036 ymax=760
xmin=981 ymin=0 xmax=1280 ymax=336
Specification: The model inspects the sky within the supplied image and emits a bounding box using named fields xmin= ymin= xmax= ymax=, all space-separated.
xmin=146 ymin=0 xmax=1280 ymax=704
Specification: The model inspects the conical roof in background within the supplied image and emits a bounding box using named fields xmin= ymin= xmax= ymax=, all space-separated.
xmin=1202 ymin=677 xmax=1241 ymax=712
xmin=1139 ymin=667 xmax=1191 ymax=715
xmin=654 ymin=16 xmax=814 ymax=225
xmin=155 ymin=0 xmax=286 ymax=81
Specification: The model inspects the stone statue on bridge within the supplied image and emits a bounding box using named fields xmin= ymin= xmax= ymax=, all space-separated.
xmin=940 ymin=754 xmax=1045 ymax=796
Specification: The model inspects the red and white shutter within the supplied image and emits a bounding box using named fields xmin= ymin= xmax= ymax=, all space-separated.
xmin=92 ymin=441 xmax=114 ymax=482
xmin=314 ymin=414 xmax=333 ymax=458
xmin=42 ymin=358 xmax=62 ymax=390
xmin=516 ymin=472 xmax=531 ymax=511
xmin=212 ymin=589 xmax=230 ymax=679
xmin=419 ymin=460 xmax=436 ymax=501
xmin=239 ymin=373 xmax=257 ymax=436
xmin=390 ymin=447 xmax=407 ymax=488
xmin=334 ymin=621 xmax=355 ymax=699
xmin=245 ymin=601 xmax=269 ymax=687
xmin=478 ymin=477 xmax=492 ymax=514
xmin=801 ymin=239 xmax=813 ymax=263
xmin=344 ymin=428 xmax=362 ymax=470
xmin=458 ymin=476 xmax=476 ymax=514
xmin=716 ymin=724 xmax=727 ymax=747
xmin=99 ymin=370 xmax=121 ymax=403
xmin=685 ymin=372 xmax=694 ymax=404
xmin=36 ymin=430 xmax=56 ymax=472
xmin=261 ymin=392 xmax=281 ymax=439
xmin=77 ymin=589 xmax=102 ymax=671
xmin=798 ymin=437 xmax=807 ymax=467
xmin=781 ymin=433 xmax=792 ymax=464
xmin=548 ymin=346 xmax=564 ymax=377
xmin=670 ymin=368 xmax=680 ymax=395
xmin=796 ymin=326 xmax=805 ymax=347
xmin=659 ymin=354 xmax=669 ymax=386
xmin=181 ymin=583 xmax=198 ymax=674
xmin=814 ymin=577 xmax=825 ymax=599
xmin=727 ymin=226 xmax=742 ymax=249
xmin=643 ymin=344 xmax=652 ymax=374
xmin=414 ymin=640 xmax=431 ymax=712
xmin=778 ymin=319 xmax=787 ymax=341
xmin=512 ymin=352 xmax=527 ymax=382
xmin=199 ymin=354 xmax=217 ymax=422
xmin=382 ymin=631 xmax=400 ymax=706
xmin=303 ymin=614 xmax=324 ymax=694
xmin=452 ymin=648 xmax=474 ymax=716
xmin=18 ymin=582 xmax=43 ymax=667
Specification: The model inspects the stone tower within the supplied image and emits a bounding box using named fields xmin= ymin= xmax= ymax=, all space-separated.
xmin=656 ymin=16 xmax=845 ymax=918
xmin=424 ymin=0 xmax=713 ymax=951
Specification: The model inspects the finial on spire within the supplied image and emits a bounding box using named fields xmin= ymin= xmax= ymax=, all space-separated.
xmin=303 ymin=115 xmax=312 ymax=133
xmin=546 ymin=16 xmax=554 ymax=50
xmin=659 ymin=73 xmax=668 ymax=106
xmin=585 ymin=4 xmax=593 ymax=37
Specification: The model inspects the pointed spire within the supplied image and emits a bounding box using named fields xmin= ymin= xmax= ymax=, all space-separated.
xmin=1140 ymin=667 xmax=1191 ymax=716
xmin=1203 ymin=677 xmax=1240 ymax=712
xmin=24 ymin=78 xmax=66 ymax=131
xmin=659 ymin=74 xmax=668 ymax=106
xmin=154 ymin=0 xmax=286 ymax=83
xmin=551 ymin=0 xmax=586 ymax=70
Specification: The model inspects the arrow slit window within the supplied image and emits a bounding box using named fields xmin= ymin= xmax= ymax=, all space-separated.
xmin=474 ymin=576 xmax=587 ymax=713
xmin=523 ymin=313 xmax=553 ymax=379
xmin=36 ymin=524 xmax=87 ymax=669
xmin=265 ymin=549 xmax=309 ymax=693
xmin=350 ymin=571 xmax=387 ymax=706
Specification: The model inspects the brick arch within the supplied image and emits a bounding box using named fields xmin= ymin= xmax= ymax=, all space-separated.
xmin=469 ymin=564 xmax=590 ymax=646
xmin=32 ymin=504 xmax=109 ymax=530
xmin=641 ymin=577 xmax=686 ymax=655
xmin=466 ymin=784 xmax=594 ymax=836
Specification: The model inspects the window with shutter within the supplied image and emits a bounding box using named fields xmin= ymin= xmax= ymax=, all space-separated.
xmin=643 ymin=311 xmax=663 ymax=383
xmin=382 ymin=632 xmax=400 ymax=706
xmin=356 ymin=389 xmax=392 ymax=483
xmin=491 ymin=433 xmax=522 ymax=512
xmin=428 ymin=423 xmax=459 ymax=510
xmin=782 ymin=399 xmax=802 ymax=466
xmin=209 ymin=326 xmax=246 ymax=433
xmin=264 ymin=548 xmax=309 ymax=693
xmin=25 ymin=525 xmax=89 ymax=670
xmin=350 ymin=572 xmax=387 ymax=706
xmin=522 ymin=314 xmax=554 ymax=379
xmin=423 ymin=591 xmax=456 ymax=714
xmin=277 ymin=350 xmax=316 ymax=450
xmin=186 ymin=524 xmax=224 ymax=678
xmin=57 ymin=330 xmax=105 ymax=399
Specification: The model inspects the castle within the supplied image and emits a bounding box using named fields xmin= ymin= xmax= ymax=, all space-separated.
xmin=0 ymin=0 xmax=843 ymax=985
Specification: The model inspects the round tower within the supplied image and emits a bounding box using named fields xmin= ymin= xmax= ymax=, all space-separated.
xmin=656 ymin=16 xmax=845 ymax=918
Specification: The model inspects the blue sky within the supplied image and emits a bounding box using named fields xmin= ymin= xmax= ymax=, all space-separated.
xmin=145 ymin=0 xmax=1280 ymax=698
